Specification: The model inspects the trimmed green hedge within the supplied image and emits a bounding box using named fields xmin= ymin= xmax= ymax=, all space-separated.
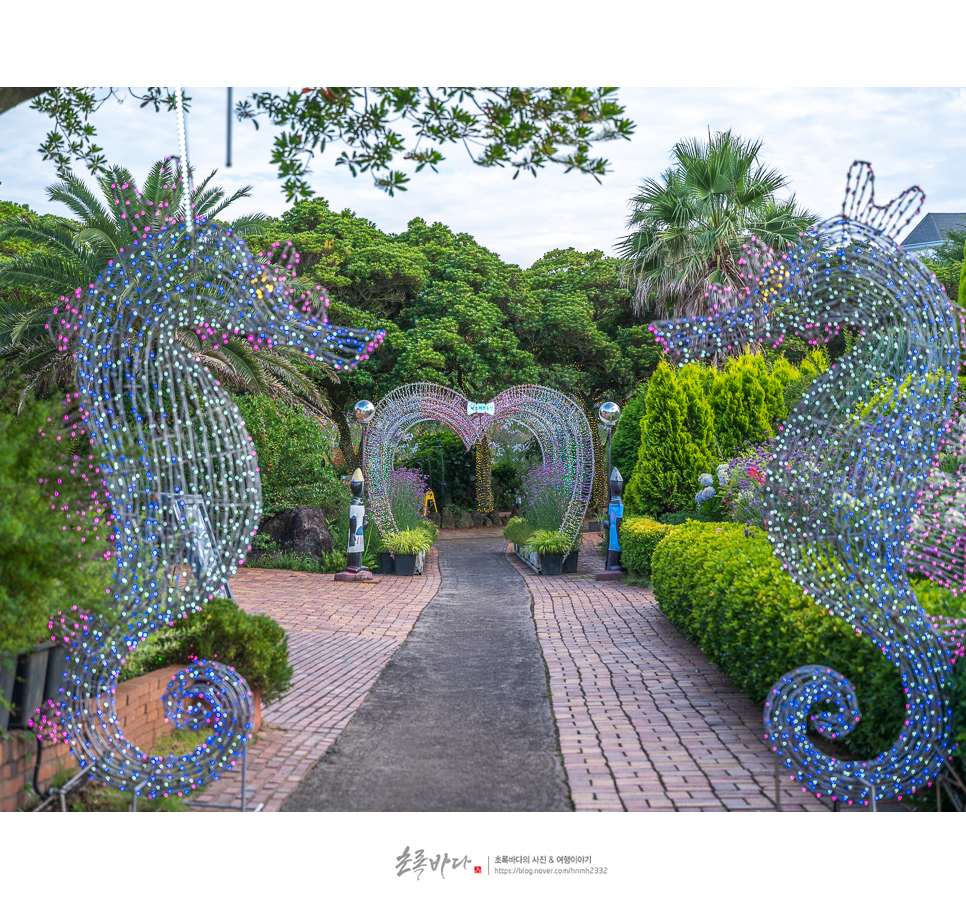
xmin=619 ymin=516 xmax=673 ymax=580
xmin=651 ymin=521 xmax=911 ymax=759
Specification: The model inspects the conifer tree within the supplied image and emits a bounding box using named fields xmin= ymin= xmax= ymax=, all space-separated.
xmin=625 ymin=363 xmax=715 ymax=516
xmin=710 ymin=354 xmax=777 ymax=457
xmin=677 ymin=364 xmax=718 ymax=462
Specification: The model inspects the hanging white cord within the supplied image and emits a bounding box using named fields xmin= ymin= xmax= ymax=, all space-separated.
xmin=175 ymin=86 xmax=192 ymax=237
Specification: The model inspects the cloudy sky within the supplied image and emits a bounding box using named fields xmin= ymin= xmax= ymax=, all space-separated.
xmin=2 ymin=86 xmax=964 ymax=268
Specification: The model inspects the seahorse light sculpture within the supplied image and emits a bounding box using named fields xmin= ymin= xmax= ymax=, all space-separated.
xmin=60 ymin=220 xmax=383 ymax=798
xmin=650 ymin=162 xmax=958 ymax=806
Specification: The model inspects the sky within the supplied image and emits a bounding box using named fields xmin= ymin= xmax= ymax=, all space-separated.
xmin=2 ymin=86 xmax=965 ymax=268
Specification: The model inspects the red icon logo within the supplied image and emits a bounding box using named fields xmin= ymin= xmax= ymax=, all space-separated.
xmin=474 ymin=866 xmax=482 ymax=874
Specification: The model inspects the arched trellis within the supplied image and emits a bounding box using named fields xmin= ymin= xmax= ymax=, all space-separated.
xmin=363 ymin=383 xmax=595 ymax=547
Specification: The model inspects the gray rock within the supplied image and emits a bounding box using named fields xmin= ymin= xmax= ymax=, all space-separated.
xmin=455 ymin=510 xmax=475 ymax=529
xmin=488 ymin=511 xmax=503 ymax=527
xmin=471 ymin=511 xmax=487 ymax=527
xmin=258 ymin=506 xmax=333 ymax=560
xmin=440 ymin=509 xmax=456 ymax=529
xmin=427 ymin=512 xmax=441 ymax=527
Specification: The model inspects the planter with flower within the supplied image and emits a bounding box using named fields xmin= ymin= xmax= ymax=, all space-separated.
xmin=525 ymin=529 xmax=574 ymax=576
xmin=378 ymin=468 xmax=438 ymax=574
xmin=507 ymin=462 xmax=579 ymax=574
xmin=381 ymin=526 xmax=435 ymax=576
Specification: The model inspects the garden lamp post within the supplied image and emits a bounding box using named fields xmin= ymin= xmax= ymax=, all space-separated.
xmin=596 ymin=401 xmax=624 ymax=579
xmin=354 ymin=399 xmax=376 ymax=466
xmin=597 ymin=400 xmax=621 ymax=478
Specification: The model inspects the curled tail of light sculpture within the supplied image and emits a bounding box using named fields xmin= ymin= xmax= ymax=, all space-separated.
xmin=60 ymin=221 xmax=383 ymax=798
xmin=650 ymin=162 xmax=957 ymax=806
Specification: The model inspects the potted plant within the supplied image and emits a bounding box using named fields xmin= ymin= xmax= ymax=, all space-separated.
xmin=528 ymin=529 xmax=572 ymax=576
xmin=382 ymin=527 xmax=434 ymax=577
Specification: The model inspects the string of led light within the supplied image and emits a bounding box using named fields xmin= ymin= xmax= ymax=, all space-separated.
xmin=61 ymin=220 xmax=383 ymax=799
xmin=363 ymin=383 xmax=594 ymax=547
xmin=650 ymin=161 xmax=957 ymax=806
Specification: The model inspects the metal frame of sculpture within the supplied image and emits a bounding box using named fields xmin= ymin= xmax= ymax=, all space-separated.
xmin=649 ymin=161 xmax=960 ymax=806
xmin=363 ymin=383 xmax=594 ymax=549
xmin=59 ymin=218 xmax=383 ymax=800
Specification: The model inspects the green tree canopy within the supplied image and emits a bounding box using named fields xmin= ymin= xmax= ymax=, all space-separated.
xmin=7 ymin=87 xmax=636 ymax=201
xmin=618 ymin=130 xmax=817 ymax=322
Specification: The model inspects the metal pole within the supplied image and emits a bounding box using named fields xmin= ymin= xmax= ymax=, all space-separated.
xmin=240 ymin=739 xmax=247 ymax=811
xmin=606 ymin=425 xmax=613 ymax=482
xmin=774 ymin=756 xmax=782 ymax=812
xmin=226 ymin=87 xmax=233 ymax=168
xmin=175 ymin=86 xmax=192 ymax=238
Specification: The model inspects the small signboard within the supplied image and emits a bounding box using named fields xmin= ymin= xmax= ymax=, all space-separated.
xmin=467 ymin=401 xmax=495 ymax=416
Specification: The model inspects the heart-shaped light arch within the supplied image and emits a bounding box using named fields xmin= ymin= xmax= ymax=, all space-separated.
xmin=363 ymin=383 xmax=595 ymax=547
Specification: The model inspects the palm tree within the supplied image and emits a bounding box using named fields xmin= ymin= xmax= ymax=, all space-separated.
xmin=618 ymin=130 xmax=818 ymax=320
xmin=0 ymin=158 xmax=336 ymax=414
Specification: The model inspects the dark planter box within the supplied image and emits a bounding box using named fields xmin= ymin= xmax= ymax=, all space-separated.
xmin=0 ymin=653 xmax=16 ymax=733
xmin=380 ymin=552 xmax=396 ymax=575
xmin=539 ymin=552 xmax=565 ymax=576
xmin=562 ymin=551 xmax=579 ymax=574
xmin=10 ymin=640 xmax=56 ymax=729
xmin=43 ymin=643 xmax=69 ymax=706
xmin=583 ymin=521 xmax=605 ymax=532
xmin=393 ymin=553 xmax=418 ymax=577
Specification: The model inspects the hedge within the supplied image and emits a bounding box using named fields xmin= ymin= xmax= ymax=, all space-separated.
xmin=651 ymin=521 xmax=914 ymax=759
xmin=619 ymin=516 xmax=673 ymax=580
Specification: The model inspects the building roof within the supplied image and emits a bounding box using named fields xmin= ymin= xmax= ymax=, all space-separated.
xmin=901 ymin=212 xmax=966 ymax=251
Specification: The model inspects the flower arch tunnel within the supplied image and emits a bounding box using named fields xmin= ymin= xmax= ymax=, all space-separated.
xmin=362 ymin=383 xmax=595 ymax=547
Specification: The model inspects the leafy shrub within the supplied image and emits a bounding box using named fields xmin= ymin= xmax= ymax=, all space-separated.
xmin=651 ymin=522 xmax=905 ymax=758
xmin=121 ymin=598 xmax=293 ymax=705
xmin=619 ymin=516 xmax=673 ymax=579
xmin=503 ymin=516 xmax=534 ymax=546
xmin=244 ymin=549 xmax=348 ymax=573
xmin=491 ymin=458 xmax=522 ymax=512
xmin=408 ymin=427 xmax=476 ymax=508
xmin=0 ymin=396 xmax=113 ymax=666
xmin=235 ymin=393 xmax=347 ymax=516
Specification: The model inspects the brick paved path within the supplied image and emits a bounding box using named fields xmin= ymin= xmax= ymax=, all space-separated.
xmin=191 ymin=527 xmax=835 ymax=812
xmin=191 ymin=552 xmax=441 ymax=812
xmin=508 ymin=532 xmax=830 ymax=812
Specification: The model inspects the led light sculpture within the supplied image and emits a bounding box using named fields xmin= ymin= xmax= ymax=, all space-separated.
xmin=650 ymin=162 xmax=959 ymax=806
xmin=61 ymin=220 xmax=383 ymax=798
xmin=363 ymin=383 xmax=594 ymax=549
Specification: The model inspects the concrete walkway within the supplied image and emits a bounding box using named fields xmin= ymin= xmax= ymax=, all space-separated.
xmin=192 ymin=553 xmax=442 ymax=811
xmin=280 ymin=531 xmax=570 ymax=811
xmin=196 ymin=526 xmax=832 ymax=812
